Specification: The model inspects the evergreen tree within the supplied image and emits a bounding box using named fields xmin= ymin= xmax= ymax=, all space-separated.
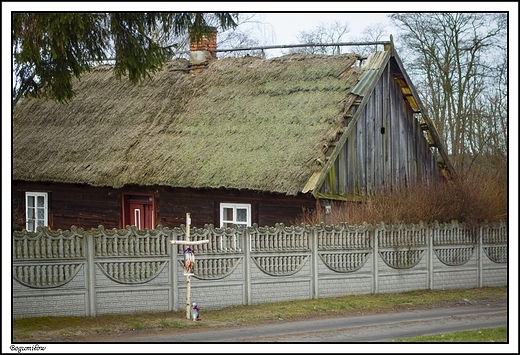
xmin=12 ymin=13 xmax=238 ymax=104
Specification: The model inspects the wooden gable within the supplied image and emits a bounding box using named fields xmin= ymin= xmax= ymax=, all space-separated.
xmin=305 ymin=46 xmax=454 ymax=201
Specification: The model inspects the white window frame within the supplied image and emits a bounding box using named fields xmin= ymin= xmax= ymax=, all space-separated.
xmin=25 ymin=192 xmax=48 ymax=232
xmin=220 ymin=203 xmax=251 ymax=228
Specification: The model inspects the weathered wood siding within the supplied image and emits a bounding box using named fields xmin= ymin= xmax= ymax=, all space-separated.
xmin=12 ymin=181 xmax=316 ymax=231
xmin=321 ymin=63 xmax=440 ymax=198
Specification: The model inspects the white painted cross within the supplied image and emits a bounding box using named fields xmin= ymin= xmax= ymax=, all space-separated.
xmin=170 ymin=213 xmax=209 ymax=319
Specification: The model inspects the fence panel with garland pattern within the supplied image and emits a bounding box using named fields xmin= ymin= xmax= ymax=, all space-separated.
xmin=12 ymin=220 xmax=507 ymax=318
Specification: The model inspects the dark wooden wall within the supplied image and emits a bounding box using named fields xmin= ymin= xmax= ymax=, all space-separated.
xmin=156 ymin=186 xmax=315 ymax=228
xmin=12 ymin=181 xmax=120 ymax=230
xmin=12 ymin=181 xmax=316 ymax=231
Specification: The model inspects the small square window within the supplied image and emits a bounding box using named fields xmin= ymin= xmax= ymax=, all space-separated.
xmin=25 ymin=192 xmax=48 ymax=232
xmin=219 ymin=203 xmax=250 ymax=251
xmin=220 ymin=203 xmax=251 ymax=228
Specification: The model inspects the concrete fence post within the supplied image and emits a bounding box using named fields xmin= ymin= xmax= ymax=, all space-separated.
xmin=311 ymin=227 xmax=318 ymax=299
xmin=170 ymin=232 xmax=178 ymax=311
xmin=372 ymin=226 xmax=378 ymax=294
xmin=85 ymin=233 xmax=96 ymax=316
xmin=243 ymin=228 xmax=251 ymax=306
xmin=428 ymin=223 xmax=433 ymax=290
xmin=477 ymin=225 xmax=483 ymax=287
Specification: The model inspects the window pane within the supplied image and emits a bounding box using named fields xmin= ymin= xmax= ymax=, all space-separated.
xmin=37 ymin=208 xmax=44 ymax=220
xmin=224 ymin=208 xmax=233 ymax=221
xmin=27 ymin=196 xmax=35 ymax=208
xmin=27 ymin=207 xmax=35 ymax=220
xmin=236 ymin=208 xmax=247 ymax=222
xmin=37 ymin=196 xmax=45 ymax=207
xmin=27 ymin=220 xmax=34 ymax=232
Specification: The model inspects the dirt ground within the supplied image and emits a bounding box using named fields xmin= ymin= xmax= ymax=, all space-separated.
xmin=11 ymin=296 xmax=508 ymax=343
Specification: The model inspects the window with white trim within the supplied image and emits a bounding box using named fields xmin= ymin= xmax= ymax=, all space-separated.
xmin=25 ymin=192 xmax=48 ymax=232
xmin=220 ymin=203 xmax=251 ymax=228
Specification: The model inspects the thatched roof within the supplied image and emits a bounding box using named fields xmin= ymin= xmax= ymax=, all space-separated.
xmin=13 ymin=53 xmax=365 ymax=195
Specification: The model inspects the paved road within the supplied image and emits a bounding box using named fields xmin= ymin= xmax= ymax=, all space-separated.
xmin=111 ymin=302 xmax=507 ymax=343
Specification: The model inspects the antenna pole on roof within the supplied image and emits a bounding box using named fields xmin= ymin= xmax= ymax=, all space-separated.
xmin=384 ymin=35 xmax=394 ymax=52
xmin=174 ymin=40 xmax=392 ymax=56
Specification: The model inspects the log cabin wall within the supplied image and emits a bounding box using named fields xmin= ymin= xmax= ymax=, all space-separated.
xmin=12 ymin=181 xmax=120 ymax=230
xmin=12 ymin=181 xmax=316 ymax=231
xmin=156 ymin=186 xmax=316 ymax=227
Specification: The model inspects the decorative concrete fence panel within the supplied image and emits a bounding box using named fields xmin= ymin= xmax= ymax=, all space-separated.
xmin=91 ymin=226 xmax=172 ymax=315
xmin=480 ymin=221 xmax=508 ymax=287
xmin=375 ymin=222 xmax=430 ymax=294
xmin=12 ymin=220 xmax=508 ymax=319
xmin=315 ymin=223 xmax=373 ymax=298
xmin=247 ymin=224 xmax=313 ymax=305
xmin=12 ymin=227 xmax=90 ymax=318
xmin=431 ymin=221 xmax=479 ymax=290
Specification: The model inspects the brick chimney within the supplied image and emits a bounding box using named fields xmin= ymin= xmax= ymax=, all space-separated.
xmin=189 ymin=27 xmax=217 ymax=67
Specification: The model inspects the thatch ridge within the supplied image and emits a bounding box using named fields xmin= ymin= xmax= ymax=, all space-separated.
xmin=13 ymin=53 xmax=364 ymax=195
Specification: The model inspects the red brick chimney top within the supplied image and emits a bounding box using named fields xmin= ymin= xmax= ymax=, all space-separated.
xmin=189 ymin=27 xmax=217 ymax=60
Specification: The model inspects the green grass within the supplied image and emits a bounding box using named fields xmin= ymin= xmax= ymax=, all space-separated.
xmin=157 ymin=319 xmax=187 ymax=329
xmin=392 ymin=326 xmax=507 ymax=342
xmin=127 ymin=320 xmax=146 ymax=330
xmin=12 ymin=286 xmax=507 ymax=342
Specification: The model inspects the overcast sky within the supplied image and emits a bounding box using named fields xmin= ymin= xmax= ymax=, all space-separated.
xmin=238 ymin=12 xmax=393 ymax=42
xmin=229 ymin=12 xmax=394 ymax=57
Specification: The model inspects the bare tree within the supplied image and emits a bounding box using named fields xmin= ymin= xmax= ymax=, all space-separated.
xmin=289 ymin=21 xmax=351 ymax=55
xmin=12 ymin=13 xmax=238 ymax=104
xmin=350 ymin=22 xmax=389 ymax=57
xmin=217 ymin=14 xmax=269 ymax=58
xmin=390 ymin=13 xmax=507 ymax=175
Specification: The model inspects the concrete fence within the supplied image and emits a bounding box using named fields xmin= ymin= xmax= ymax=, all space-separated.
xmin=12 ymin=220 xmax=507 ymax=319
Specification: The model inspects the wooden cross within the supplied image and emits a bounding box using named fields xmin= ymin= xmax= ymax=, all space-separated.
xmin=170 ymin=213 xmax=209 ymax=319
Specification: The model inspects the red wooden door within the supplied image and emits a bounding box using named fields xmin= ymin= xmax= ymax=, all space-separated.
xmin=123 ymin=194 xmax=154 ymax=229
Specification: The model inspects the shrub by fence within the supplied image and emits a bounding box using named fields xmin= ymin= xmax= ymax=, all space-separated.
xmin=12 ymin=220 xmax=507 ymax=319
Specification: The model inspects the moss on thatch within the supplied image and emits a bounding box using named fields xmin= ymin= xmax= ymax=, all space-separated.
xmin=13 ymin=53 xmax=364 ymax=195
